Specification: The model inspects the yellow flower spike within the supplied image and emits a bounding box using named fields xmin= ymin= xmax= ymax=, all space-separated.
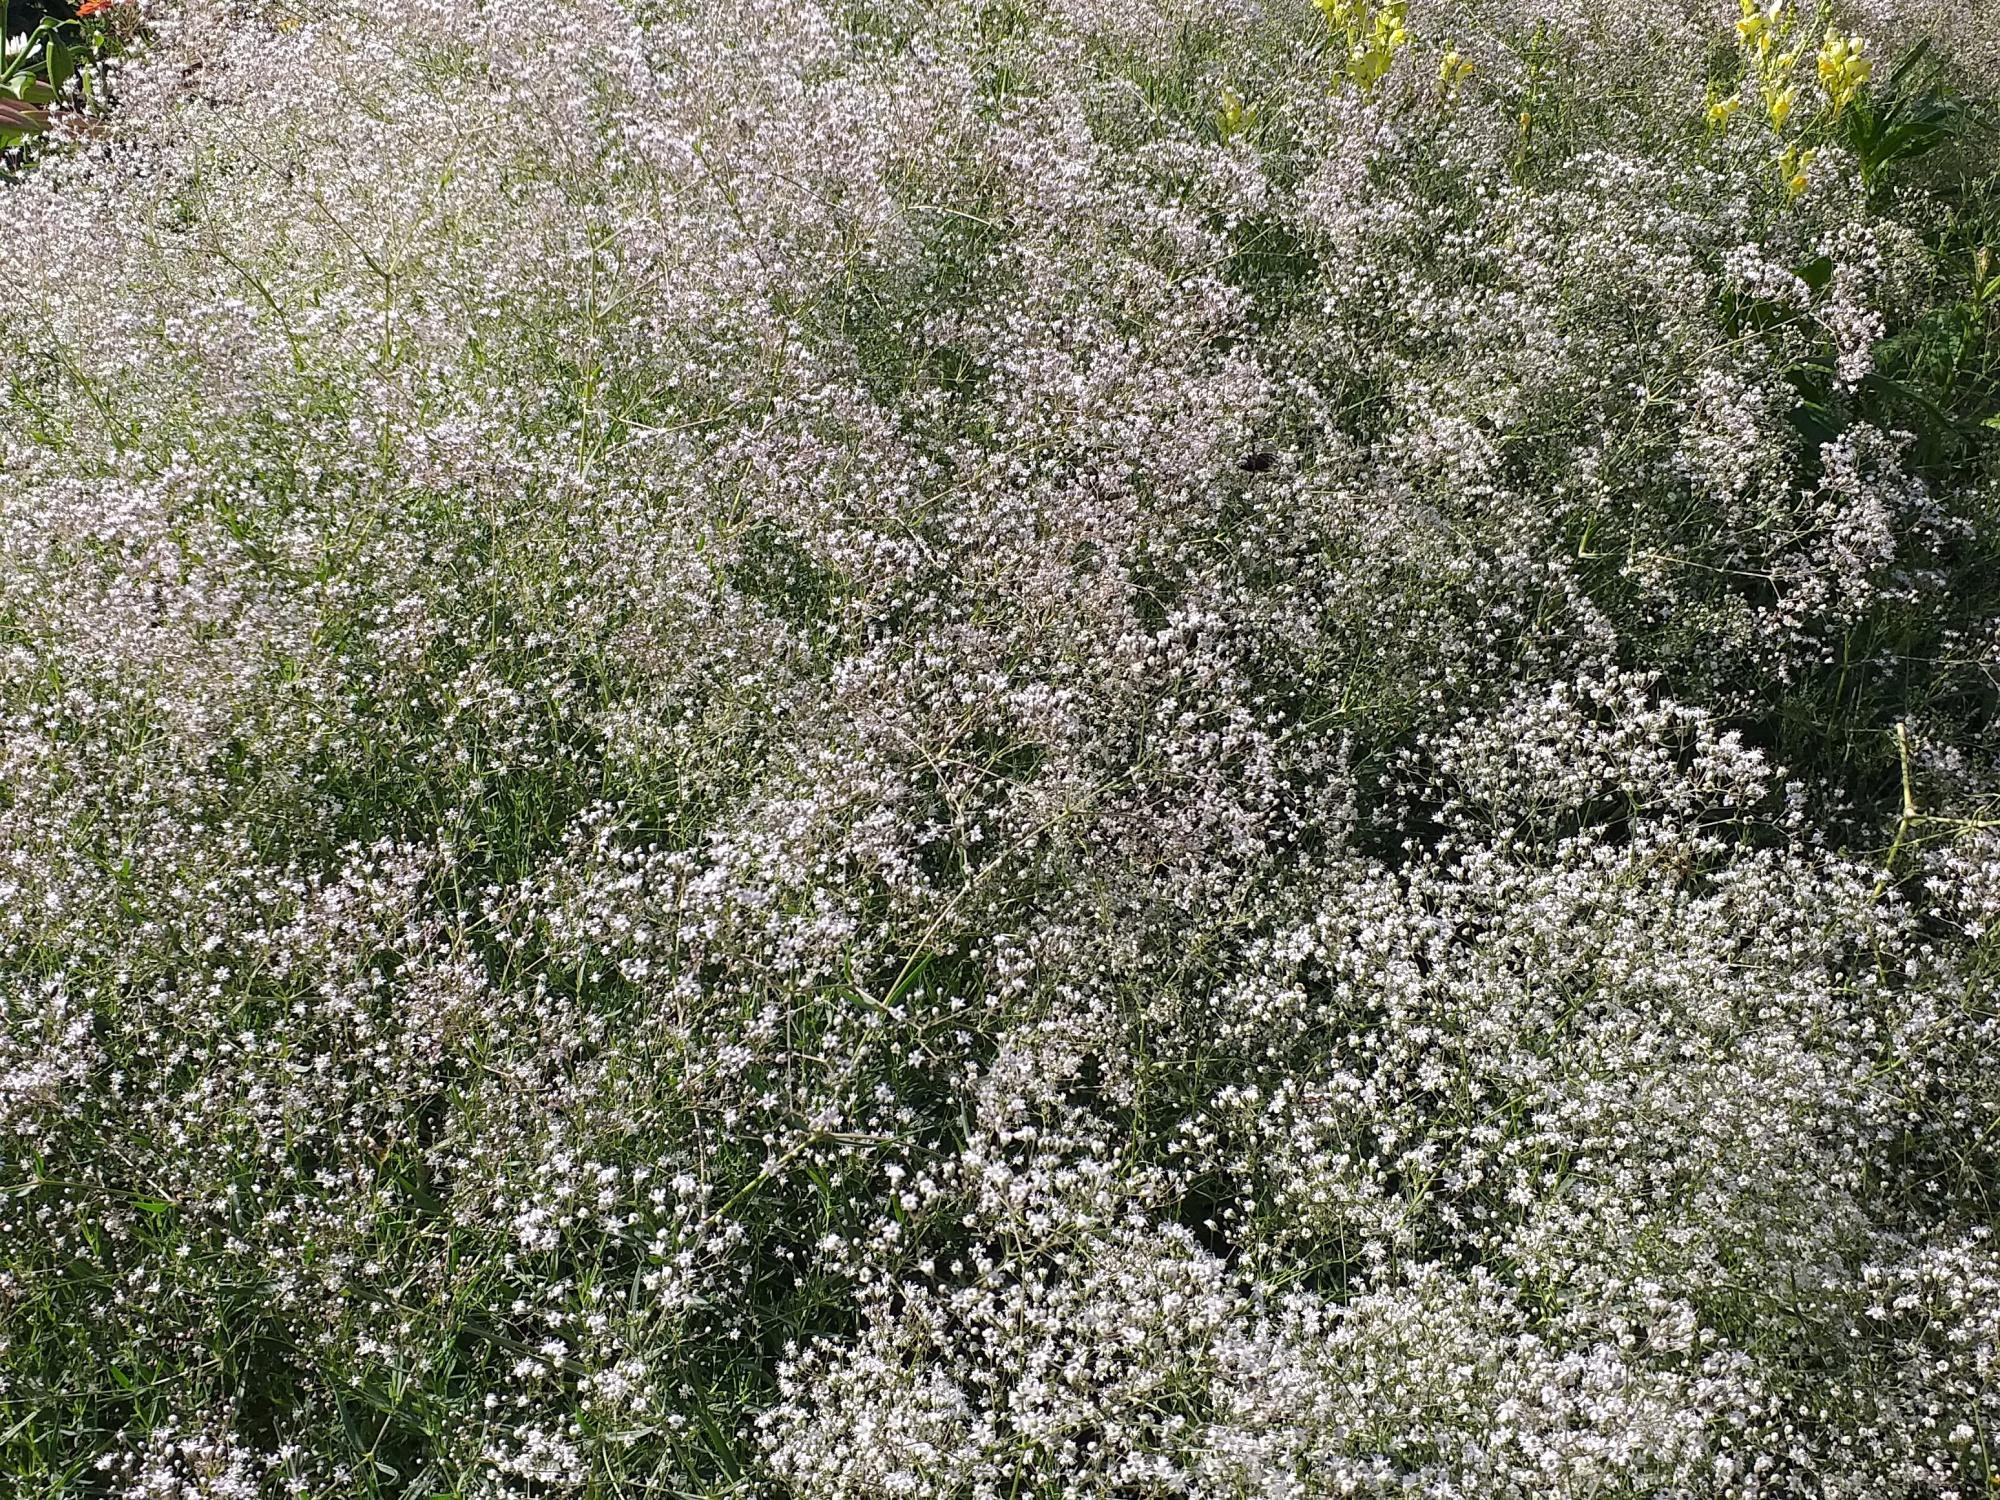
xmin=1817 ymin=28 xmax=1870 ymax=113
xmin=1318 ymin=0 xmax=1410 ymax=92
xmin=1740 ymin=1 xmax=1794 ymax=67
xmin=1439 ymin=48 xmax=1475 ymax=94
xmin=1707 ymin=95 xmax=1741 ymax=130
xmin=1314 ymin=0 xmax=1409 ymax=92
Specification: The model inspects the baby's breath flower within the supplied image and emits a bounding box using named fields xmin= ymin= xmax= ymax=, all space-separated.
xmin=1 ymin=0 xmax=1995 ymax=1495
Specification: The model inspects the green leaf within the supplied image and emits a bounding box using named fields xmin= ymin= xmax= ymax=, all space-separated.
xmin=1885 ymin=35 xmax=1934 ymax=94
xmin=45 ymin=38 xmax=73 ymax=90
xmin=0 ymin=97 xmax=48 ymax=136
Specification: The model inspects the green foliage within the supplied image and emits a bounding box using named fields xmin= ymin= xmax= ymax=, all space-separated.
xmin=0 ymin=0 xmax=124 ymax=158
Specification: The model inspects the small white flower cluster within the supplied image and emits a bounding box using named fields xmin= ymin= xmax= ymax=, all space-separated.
xmin=1 ymin=0 xmax=1997 ymax=1494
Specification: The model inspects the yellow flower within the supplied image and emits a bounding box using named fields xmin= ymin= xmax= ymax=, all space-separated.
xmin=1780 ymin=144 xmax=1815 ymax=198
xmin=1438 ymin=48 xmax=1474 ymax=93
xmin=1316 ymin=0 xmax=1409 ymax=92
xmin=1765 ymin=82 xmax=1796 ymax=131
xmin=1739 ymin=1 xmax=1792 ymax=63
xmin=1707 ymin=94 xmax=1742 ymax=130
xmin=1817 ymin=28 xmax=1871 ymax=113
xmin=1216 ymin=87 xmax=1257 ymax=139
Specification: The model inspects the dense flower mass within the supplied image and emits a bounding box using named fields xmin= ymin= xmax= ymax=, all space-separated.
xmin=2 ymin=0 xmax=1998 ymax=1493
